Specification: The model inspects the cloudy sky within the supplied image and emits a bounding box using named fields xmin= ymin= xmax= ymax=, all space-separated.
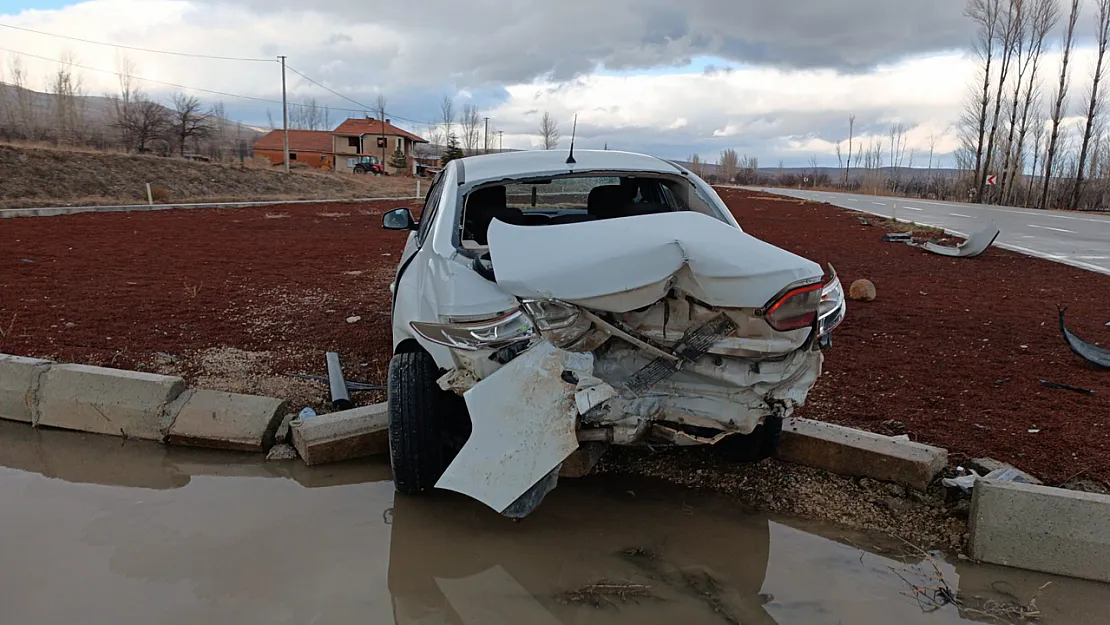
xmin=0 ymin=0 xmax=1105 ymax=166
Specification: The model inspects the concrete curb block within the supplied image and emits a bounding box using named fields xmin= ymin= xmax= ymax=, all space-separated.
xmin=0 ymin=355 xmax=52 ymax=423
xmin=0 ymin=195 xmax=422 ymax=219
xmin=36 ymin=363 xmax=186 ymax=441
xmin=970 ymin=479 xmax=1110 ymax=583
xmin=165 ymin=389 xmax=288 ymax=452
xmin=291 ymin=403 xmax=388 ymax=466
xmin=776 ymin=417 xmax=948 ymax=491
xmin=0 ymin=354 xmax=293 ymax=452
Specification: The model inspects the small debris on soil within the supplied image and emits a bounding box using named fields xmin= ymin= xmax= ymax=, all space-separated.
xmin=557 ymin=580 xmax=655 ymax=608
xmin=266 ymin=443 xmax=298 ymax=461
xmin=848 ymin=279 xmax=877 ymax=302
xmin=597 ymin=448 xmax=966 ymax=550
xmin=1037 ymin=379 xmax=1095 ymax=395
xmin=346 ymin=316 xmax=362 ymax=324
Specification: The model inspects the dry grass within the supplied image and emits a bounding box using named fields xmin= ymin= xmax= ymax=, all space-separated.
xmin=0 ymin=143 xmax=424 ymax=209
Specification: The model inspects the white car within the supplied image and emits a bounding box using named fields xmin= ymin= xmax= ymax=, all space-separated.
xmin=382 ymin=149 xmax=845 ymax=517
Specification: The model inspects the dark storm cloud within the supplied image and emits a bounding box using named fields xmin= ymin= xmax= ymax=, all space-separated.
xmin=192 ymin=0 xmax=973 ymax=86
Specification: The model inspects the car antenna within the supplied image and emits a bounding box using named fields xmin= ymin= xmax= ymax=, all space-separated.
xmin=566 ymin=114 xmax=578 ymax=165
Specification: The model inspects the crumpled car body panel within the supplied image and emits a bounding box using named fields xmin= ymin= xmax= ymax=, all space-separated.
xmin=487 ymin=212 xmax=823 ymax=313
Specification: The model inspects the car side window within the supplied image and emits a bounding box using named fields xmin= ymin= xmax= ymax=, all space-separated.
xmin=416 ymin=175 xmax=444 ymax=245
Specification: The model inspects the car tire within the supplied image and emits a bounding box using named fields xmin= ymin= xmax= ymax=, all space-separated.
xmin=712 ymin=416 xmax=783 ymax=463
xmin=387 ymin=350 xmax=452 ymax=495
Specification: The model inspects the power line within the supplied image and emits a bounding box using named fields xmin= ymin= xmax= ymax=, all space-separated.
xmin=0 ymin=22 xmax=275 ymax=62
xmin=0 ymin=45 xmax=391 ymax=117
xmin=0 ymin=44 xmax=440 ymax=130
xmin=286 ymin=64 xmax=439 ymax=126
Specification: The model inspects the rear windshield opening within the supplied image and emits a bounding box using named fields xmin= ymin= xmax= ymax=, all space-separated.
xmin=461 ymin=175 xmax=686 ymax=246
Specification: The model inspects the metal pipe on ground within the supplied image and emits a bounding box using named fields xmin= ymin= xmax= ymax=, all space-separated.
xmin=326 ymin=352 xmax=353 ymax=411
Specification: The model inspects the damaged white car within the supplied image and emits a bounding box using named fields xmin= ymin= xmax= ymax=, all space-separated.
xmin=382 ymin=149 xmax=845 ymax=517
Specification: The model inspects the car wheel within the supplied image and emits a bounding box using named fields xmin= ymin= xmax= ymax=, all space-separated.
xmin=712 ymin=416 xmax=783 ymax=463
xmin=388 ymin=350 xmax=453 ymax=495
xmin=354 ymin=167 xmax=366 ymax=174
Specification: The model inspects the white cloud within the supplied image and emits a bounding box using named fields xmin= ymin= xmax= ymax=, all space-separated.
xmin=0 ymin=0 xmax=1104 ymax=166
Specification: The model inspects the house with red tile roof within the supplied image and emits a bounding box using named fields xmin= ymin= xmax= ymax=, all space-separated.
xmin=331 ymin=117 xmax=428 ymax=174
xmin=251 ymin=117 xmax=428 ymax=174
xmin=252 ymin=129 xmax=336 ymax=170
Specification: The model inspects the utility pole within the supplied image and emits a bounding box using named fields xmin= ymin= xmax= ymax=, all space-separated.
xmin=483 ymin=117 xmax=490 ymax=153
xmin=498 ymin=130 xmax=503 ymax=153
xmin=279 ymin=55 xmax=289 ymax=172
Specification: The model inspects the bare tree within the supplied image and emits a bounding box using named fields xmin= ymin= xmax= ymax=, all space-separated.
xmin=1040 ymin=0 xmax=1081 ymax=208
xmin=290 ymin=97 xmax=326 ymax=130
xmin=718 ymin=148 xmax=740 ymax=182
xmin=844 ymin=115 xmax=856 ymax=185
xmin=1007 ymin=0 xmax=1058 ymax=204
xmin=538 ymin=110 xmax=560 ymax=150
xmin=1026 ymin=109 xmax=1048 ymax=203
xmin=979 ymin=0 xmax=1024 ymax=200
xmin=964 ymin=0 xmax=1005 ymax=189
xmin=130 ymin=99 xmax=171 ymax=153
xmin=266 ymin=109 xmax=277 ymax=131
xmin=47 ymin=51 xmax=86 ymax=144
xmin=1071 ymin=0 xmax=1110 ymax=208
xmin=440 ymin=95 xmax=455 ymax=145
xmin=110 ymin=55 xmax=140 ymax=151
xmin=688 ymin=153 xmax=703 ymax=176
xmin=7 ymin=57 xmax=38 ymax=138
xmin=460 ymin=103 xmax=481 ymax=154
xmin=997 ymin=0 xmax=1034 ymax=201
xmin=374 ymin=94 xmax=387 ymax=163
xmin=170 ymin=93 xmax=212 ymax=155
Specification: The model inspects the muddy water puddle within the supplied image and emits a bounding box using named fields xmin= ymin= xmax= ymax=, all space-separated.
xmin=1 ymin=420 xmax=1107 ymax=625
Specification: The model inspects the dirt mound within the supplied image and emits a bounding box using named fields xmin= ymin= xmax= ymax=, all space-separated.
xmin=0 ymin=143 xmax=420 ymax=208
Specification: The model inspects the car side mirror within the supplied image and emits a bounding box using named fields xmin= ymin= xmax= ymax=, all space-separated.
xmin=383 ymin=207 xmax=417 ymax=231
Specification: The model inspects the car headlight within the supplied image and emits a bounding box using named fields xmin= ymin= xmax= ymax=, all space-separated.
xmin=410 ymin=310 xmax=534 ymax=351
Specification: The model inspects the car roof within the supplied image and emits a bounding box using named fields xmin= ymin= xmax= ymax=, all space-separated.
xmin=456 ymin=149 xmax=683 ymax=184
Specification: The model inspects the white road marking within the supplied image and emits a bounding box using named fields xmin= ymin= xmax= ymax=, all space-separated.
xmin=921 ymin=201 xmax=949 ymax=206
xmin=871 ymin=201 xmax=886 ymax=206
xmin=1022 ymin=235 xmax=1036 ymax=238
xmin=1077 ymin=255 xmax=1110 ymax=260
xmin=903 ymin=206 xmax=924 ymax=211
xmin=1027 ymin=224 xmax=1077 ymax=234
xmin=948 ymin=212 xmax=974 ymax=218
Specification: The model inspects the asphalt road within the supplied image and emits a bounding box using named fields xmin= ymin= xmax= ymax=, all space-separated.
xmin=744 ymin=187 xmax=1110 ymax=275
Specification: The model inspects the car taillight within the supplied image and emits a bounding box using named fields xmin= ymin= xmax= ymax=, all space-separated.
xmin=762 ymin=282 xmax=823 ymax=332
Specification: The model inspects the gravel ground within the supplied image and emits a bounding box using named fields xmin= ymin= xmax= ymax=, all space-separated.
xmin=597 ymin=448 xmax=968 ymax=551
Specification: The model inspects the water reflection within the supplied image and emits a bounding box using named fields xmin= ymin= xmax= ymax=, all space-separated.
xmin=1 ymin=421 xmax=1108 ymax=625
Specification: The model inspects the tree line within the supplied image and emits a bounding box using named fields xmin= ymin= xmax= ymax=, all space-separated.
xmin=0 ymin=54 xmax=251 ymax=161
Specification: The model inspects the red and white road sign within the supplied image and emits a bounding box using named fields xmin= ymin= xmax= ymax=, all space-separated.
xmin=986 ymin=174 xmax=997 ymax=186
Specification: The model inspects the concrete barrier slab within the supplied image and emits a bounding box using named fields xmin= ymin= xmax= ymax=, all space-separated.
xmin=0 ymin=354 xmax=51 ymax=423
xmin=165 ymin=389 xmax=287 ymax=452
xmin=970 ymin=479 xmax=1110 ymax=583
xmin=776 ymin=417 xmax=947 ymax=491
xmin=291 ymin=403 xmax=387 ymax=466
xmin=36 ymin=364 xmax=185 ymax=441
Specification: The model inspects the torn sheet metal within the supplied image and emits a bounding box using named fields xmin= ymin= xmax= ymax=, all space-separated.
xmin=651 ymin=424 xmax=734 ymax=446
xmin=436 ymin=342 xmax=590 ymax=514
xmin=921 ymin=223 xmax=1000 ymax=258
xmin=1058 ymin=308 xmax=1110 ymax=369
xmin=487 ymin=212 xmax=822 ymax=313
